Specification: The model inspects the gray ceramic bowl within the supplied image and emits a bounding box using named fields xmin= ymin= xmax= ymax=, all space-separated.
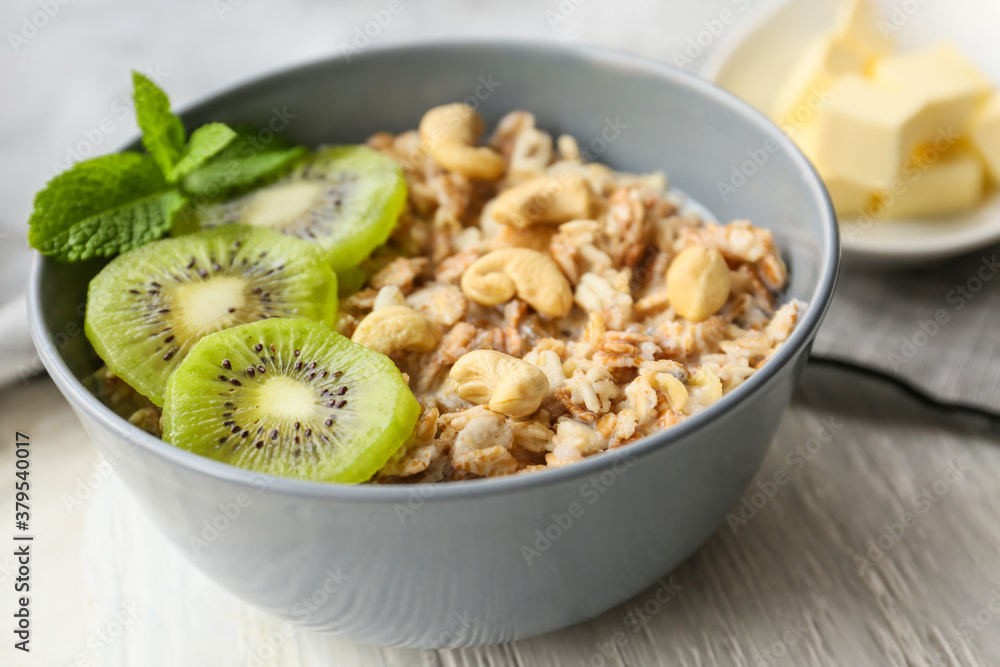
xmin=28 ymin=42 xmax=838 ymax=648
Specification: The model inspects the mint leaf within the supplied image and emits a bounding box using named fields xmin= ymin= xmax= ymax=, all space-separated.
xmin=28 ymin=153 xmax=186 ymax=261
xmin=166 ymin=122 xmax=237 ymax=183
xmin=182 ymin=147 xmax=306 ymax=198
xmin=133 ymin=71 xmax=185 ymax=175
xmin=38 ymin=191 xmax=187 ymax=262
xmin=182 ymin=128 xmax=306 ymax=199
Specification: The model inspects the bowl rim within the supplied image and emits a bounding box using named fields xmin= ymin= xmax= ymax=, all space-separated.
xmin=27 ymin=38 xmax=840 ymax=502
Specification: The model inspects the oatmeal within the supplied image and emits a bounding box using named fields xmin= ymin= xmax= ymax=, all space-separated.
xmin=358 ymin=104 xmax=800 ymax=483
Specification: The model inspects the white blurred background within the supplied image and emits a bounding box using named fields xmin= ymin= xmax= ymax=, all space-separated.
xmin=0 ymin=0 xmax=776 ymax=306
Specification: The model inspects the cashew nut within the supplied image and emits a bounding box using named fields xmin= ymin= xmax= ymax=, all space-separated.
xmin=556 ymin=134 xmax=581 ymax=161
xmin=372 ymin=286 xmax=407 ymax=311
xmin=490 ymin=173 xmax=594 ymax=228
xmin=460 ymin=248 xmax=573 ymax=318
xmin=495 ymin=222 xmax=558 ymax=253
xmin=689 ymin=368 xmax=723 ymax=408
xmin=480 ymin=199 xmax=556 ymax=253
xmin=419 ymin=104 xmax=506 ymax=180
xmin=450 ymin=350 xmax=549 ymax=418
xmin=351 ymin=305 xmax=440 ymax=356
xmin=666 ymin=246 xmax=732 ymax=322
xmin=508 ymin=127 xmax=553 ymax=182
xmin=652 ymin=373 xmax=688 ymax=412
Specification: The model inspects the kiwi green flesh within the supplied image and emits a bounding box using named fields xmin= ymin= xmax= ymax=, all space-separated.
xmin=191 ymin=145 xmax=407 ymax=274
xmin=162 ymin=318 xmax=420 ymax=484
xmin=85 ymin=225 xmax=338 ymax=407
xmin=335 ymin=264 xmax=370 ymax=298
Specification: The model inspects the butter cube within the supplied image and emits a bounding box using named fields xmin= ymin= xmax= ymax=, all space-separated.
xmin=770 ymin=34 xmax=870 ymax=123
xmin=971 ymin=94 xmax=1000 ymax=182
xmin=870 ymin=148 xmax=984 ymax=219
xmin=789 ymin=117 xmax=822 ymax=157
xmin=793 ymin=122 xmax=871 ymax=215
xmin=816 ymin=74 xmax=933 ymax=189
xmin=873 ymin=43 xmax=992 ymax=133
xmin=834 ymin=0 xmax=893 ymax=56
xmin=823 ymin=172 xmax=873 ymax=217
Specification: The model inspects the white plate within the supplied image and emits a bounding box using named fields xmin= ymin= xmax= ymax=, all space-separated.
xmin=701 ymin=0 xmax=1000 ymax=266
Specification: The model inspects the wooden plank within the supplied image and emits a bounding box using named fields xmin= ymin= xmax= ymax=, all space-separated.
xmin=6 ymin=363 xmax=1000 ymax=666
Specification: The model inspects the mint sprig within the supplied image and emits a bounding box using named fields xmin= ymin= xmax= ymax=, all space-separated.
xmin=28 ymin=72 xmax=305 ymax=262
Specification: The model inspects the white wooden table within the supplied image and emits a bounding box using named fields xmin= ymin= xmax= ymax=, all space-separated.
xmin=4 ymin=0 xmax=1000 ymax=664
xmin=4 ymin=363 xmax=1000 ymax=666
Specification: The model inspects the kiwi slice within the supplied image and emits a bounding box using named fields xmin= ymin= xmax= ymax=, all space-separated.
xmin=85 ymin=225 xmax=337 ymax=406
xmin=162 ymin=318 xmax=420 ymax=483
xmin=188 ymin=145 xmax=407 ymax=274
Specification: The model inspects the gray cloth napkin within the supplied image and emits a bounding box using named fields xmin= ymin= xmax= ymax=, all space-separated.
xmin=812 ymin=245 xmax=1000 ymax=414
